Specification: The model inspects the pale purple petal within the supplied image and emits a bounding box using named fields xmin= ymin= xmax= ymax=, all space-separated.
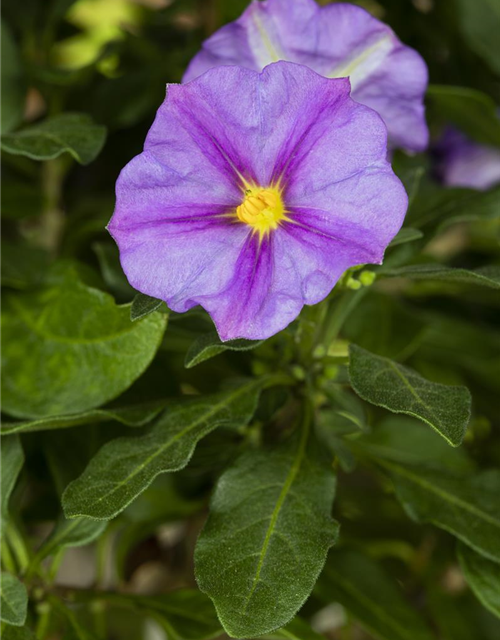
xmin=109 ymin=62 xmax=407 ymax=341
xmin=437 ymin=128 xmax=500 ymax=191
xmin=184 ymin=0 xmax=428 ymax=153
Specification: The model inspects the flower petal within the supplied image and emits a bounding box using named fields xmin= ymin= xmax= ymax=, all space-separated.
xmin=183 ymin=0 xmax=428 ymax=152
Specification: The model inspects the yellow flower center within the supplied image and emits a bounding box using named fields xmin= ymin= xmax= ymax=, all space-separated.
xmin=236 ymin=186 xmax=287 ymax=238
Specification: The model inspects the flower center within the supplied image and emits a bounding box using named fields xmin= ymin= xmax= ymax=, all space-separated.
xmin=236 ymin=186 xmax=286 ymax=237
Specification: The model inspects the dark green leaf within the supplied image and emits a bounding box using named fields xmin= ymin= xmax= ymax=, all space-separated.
xmin=185 ymin=331 xmax=264 ymax=368
xmin=459 ymin=542 xmax=500 ymax=620
xmin=382 ymin=463 xmax=500 ymax=563
xmin=92 ymin=241 xmax=135 ymax=301
xmin=131 ymin=293 xmax=163 ymax=322
xmin=316 ymin=549 xmax=434 ymax=640
xmin=195 ymin=426 xmax=339 ymax=637
xmin=427 ymin=85 xmax=500 ymax=147
xmin=0 ymin=573 xmax=28 ymax=626
xmin=1 ymin=113 xmax=107 ymax=165
xmin=62 ymin=379 xmax=269 ymax=520
xmin=388 ymin=228 xmax=424 ymax=248
xmin=1 ymin=625 xmax=36 ymax=640
xmin=455 ymin=0 xmax=500 ymax=75
xmin=349 ymin=345 xmax=471 ymax=446
xmin=1 ymin=268 xmax=167 ymax=418
xmin=1 ymin=21 xmax=26 ymax=134
xmin=1 ymin=435 xmax=24 ymax=533
xmin=1 ymin=400 xmax=167 ymax=435
xmin=382 ymin=264 xmax=500 ymax=290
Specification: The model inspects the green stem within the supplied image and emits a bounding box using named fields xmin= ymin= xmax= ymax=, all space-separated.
xmin=40 ymin=158 xmax=68 ymax=255
xmin=6 ymin=522 xmax=30 ymax=573
xmin=1 ymin=539 xmax=17 ymax=574
xmin=321 ymin=287 xmax=368 ymax=348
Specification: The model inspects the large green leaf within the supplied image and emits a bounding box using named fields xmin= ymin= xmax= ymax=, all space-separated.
xmin=0 ymin=435 xmax=24 ymax=533
xmin=195 ymin=426 xmax=339 ymax=637
xmin=1 ymin=400 xmax=167 ymax=435
xmin=381 ymin=462 xmax=500 ymax=563
xmin=316 ymin=549 xmax=434 ymax=640
xmin=382 ymin=264 xmax=500 ymax=290
xmin=349 ymin=345 xmax=471 ymax=446
xmin=0 ymin=573 xmax=28 ymax=626
xmin=459 ymin=543 xmax=500 ymax=620
xmin=62 ymin=379 xmax=268 ymax=520
xmin=427 ymin=85 xmax=500 ymax=147
xmin=1 ymin=113 xmax=106 ymax=164
xmin=1 ymin=268 xmax=167 ymax=419
xmin=1 ymin=21 xmax=26 ymax=134
xmin=185 ymin=331 xmax=263 ymax=368
xmin=455 ymin=0 xmax=500 ymax=75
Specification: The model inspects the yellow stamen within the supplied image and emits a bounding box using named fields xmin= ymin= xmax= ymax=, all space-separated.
xmin=236 ymin=185 xmax=287 ymax=238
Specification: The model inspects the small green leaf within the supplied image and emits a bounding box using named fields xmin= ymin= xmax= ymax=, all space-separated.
xmin=1 ymin=400 xmax=167 ymax=435
xmin=62 ymin=379 xmax=268 ymax=520
xmin=316 ymin=549 xmax=434 ymax=640
xmin=1 ymin=113 xmax=107 ymax=165
xmin=381 ymin=463 xmax=500 ymax=563
xmin=1 ymin=436 xmax=24 ymax=533
xmin=427 ymin=85 xmax=500 ymax=147
xmin=131 ymin=293 xmax=163 ymax=322
xmin=1 ymin=267 xmax=167 ymax=419
xmin=1 ymin=625 xmax=36 ymax=640
xmin=185 ymin=331 xmax=263 ymax=368
xmin=195 ymin=425 xmax=339 ymax=637
xmin=388 ymin=228 xmax=424 ymax=248
xmin=458 ymin=542 xmax=500 ymax=620
xmin=382 ymin=264 xmax=500 ymax=290
xmin=0 ymin=573 xmax=28 ymax=626
xmin=349 ymin=345 xmax=471 ymax=446
xmin=92 ymin=241 xmax=135 ymax=301
xmin=32 ymin=515 xmax=106 ymax=564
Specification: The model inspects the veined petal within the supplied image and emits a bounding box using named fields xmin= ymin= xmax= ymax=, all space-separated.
xmin=184 ymin=0 xmax=428 ymax=152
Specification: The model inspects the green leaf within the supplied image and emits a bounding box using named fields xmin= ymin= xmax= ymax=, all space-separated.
xmin=0 ymin=573 xmax=28 ymax=626
xmin=1 ymin=243 xmax=49 ymax=289
xmin=1 ymin=21 xmax=26 ymax=134
xmin=381 ymin=463 xmax=500 ymax=563
xmin=356 ymin=416 xmax=473 ymax=474
xmin=62 ymin=379 xmax=269 ymax=520
xmin=349 ymin=345 xmax=471 ymax=446
xmin=382 ymin=264 xmax=500 ymax=290
xmin=131 ymin=293 xmax=163 ymax=322
xmin=1 ymin=400 xmax=167 ymax=435
xmin=195 ymin=424 xmax=339 ymax=637
xmin=427 ymin=85 xmax=500 ymax=147
xmin=1 ymin=113 xmax=107 ymax=165
xmin=387 ymin=228 xmax=424 ymax=248
xmin=1 ymin=435 xmax=24 ymax=533
xmin=92 ymin=241 xmax=135 ymax=301
xmin=1 ymin=268 xmax=167 ymax=419
xmin=458 ymin=542 xmax=500 ymax=620
xmin=32 ymin=515 xmax=106 ymax=564
xmin=316 ymin=549 xmax=434 ymax=640
xmin=455 ymin=0 xmax=500 ymax=75
xmin=185 ymin=331 xmax=263 ymax=368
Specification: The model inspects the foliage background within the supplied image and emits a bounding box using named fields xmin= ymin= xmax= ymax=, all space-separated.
xmin=1 ymin=0 xmax=500 ymax=639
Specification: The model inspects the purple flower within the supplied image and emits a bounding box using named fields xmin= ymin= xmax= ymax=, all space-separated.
xmin=184 ymin=0 xmax=428 ymax=154
xmin=108 ymin=62 xmax=407 ymax=341
xmin=437 ymin=128 xmax=500 ymax=191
